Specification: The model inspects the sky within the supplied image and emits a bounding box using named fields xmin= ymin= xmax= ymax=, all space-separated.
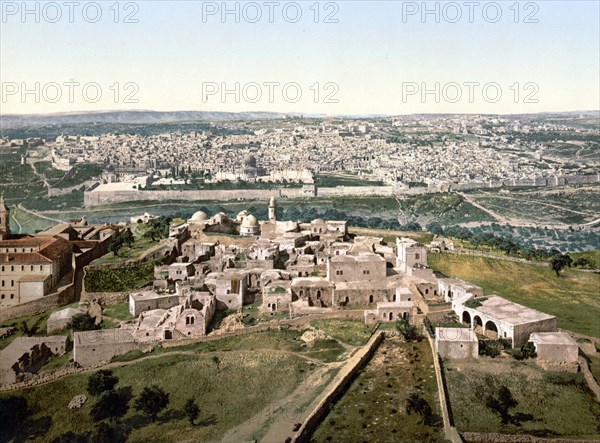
xmin=1 ymin=0 xmax=599 ymax=115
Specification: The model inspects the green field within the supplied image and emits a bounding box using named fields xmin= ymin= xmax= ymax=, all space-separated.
xmin=445 ymin=359 xmax=600 ymax=438
xmin=9 ymin=206 xmax=57 ymax=234
xmin=84 ymin=259 xmax=161 ymax=293
xmin=428 ymin=253 xmax=600 ymax=338
xmin=1 ymin=351 xmax=310 ymax=442
xmin=311 ymin=338 xmax=445 ymax=443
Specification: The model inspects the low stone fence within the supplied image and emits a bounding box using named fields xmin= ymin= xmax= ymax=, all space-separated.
xmin=0 ymin=361 xmax=105 ymax=392
xmin=426 ymin=333 xmax=463 ymax=443
xmin=162 ymin=310 xmax=365 ymax=349
xmin=292 ymin=331 xmax=385 ymax=443
xmin=462 ymin=433 xmax=600 ymax=443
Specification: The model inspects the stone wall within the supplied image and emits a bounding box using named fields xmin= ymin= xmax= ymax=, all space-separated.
xmin=80 ymin=291 xmax=129 ymax=305
xmin=462 ymin=432 xmax=599 ymax=443
xmin=0 ymin=285 xmax=75 ymax=323
xmin=293 ymin=330 xmax=385 ymax=443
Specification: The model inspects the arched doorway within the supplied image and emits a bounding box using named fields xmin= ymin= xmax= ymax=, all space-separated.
xmin=369 ymin=295 xmax=374 ymax=303
xmin=316 ymin=290 xmax=322 ymax=300
xmin=485 ymin=321 xmax=498 ymax=339
xmin=462 ymin=311 xmax=471 ymax=326
xmin=388 ymin=312 xmax=393 ymax=321
xmin=473 ymin=315 xmax=483 ymax=333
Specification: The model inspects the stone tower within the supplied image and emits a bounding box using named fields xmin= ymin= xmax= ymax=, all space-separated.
xmin=268 ymin=196 xmax=276 ymax=223
xmin=0 ymin=194 xmax=10 ymax=240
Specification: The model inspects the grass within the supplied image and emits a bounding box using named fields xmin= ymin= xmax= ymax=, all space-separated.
xmin=311 ymin=338 xmax=445 ymax=443
xmin=571 ymin=250 xmax=600 ymax=269
xmin=444 ymin=358 xmax=600 ymax=438
xmin=310 ymin=319 xmax=373 ymax=346
xmin=428 ymin=253 xmax=600 ymax=338
xmin=101 ymin=302 xmax=135 ymax=328
xmin=1 ymin=351 xmax=310 ymax=442
xmin=84 ymin=259 xmax=161 ymax=293
xmin=91 ymin=228 xmax=159 ymax=266
xmin=9 ymin=206 xmax=57 ymax=234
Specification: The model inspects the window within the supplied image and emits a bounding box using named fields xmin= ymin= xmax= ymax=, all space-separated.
xmin=11 ymin=280 xmax=14 ymax=287
xmin=415 ymin=253 xmax=420 ymax=260
xmin=10 ymin=294 xmax=14 ymax=299
xmin=30 ymin=265 xmax=33 ymax=271
xmin=0 ymin=295 xmax=4 ymax=299
xmin=363 ymin=269 xmax=370 ymax=275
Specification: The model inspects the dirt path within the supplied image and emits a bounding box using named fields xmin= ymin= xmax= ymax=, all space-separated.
xmin=221 ymin=361 xmax=344 ymax=443
xmin=458 ymin=192 xmax=508 ymax=223
xmin=18 ymin=204 xmax=66 ymax=223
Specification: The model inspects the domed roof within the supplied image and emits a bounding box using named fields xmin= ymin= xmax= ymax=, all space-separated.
xmin=190 ymin=211 xmax=209 ymax=221
xmin=312 ymin=218 xmax=325 ymax=224
xmin=241 ymin=214 xmax=259 ymax=228
xmin=243 ymin=154 xmax=257 ymax=168
xmin=237 ymin=210 xmax=249 ymax=218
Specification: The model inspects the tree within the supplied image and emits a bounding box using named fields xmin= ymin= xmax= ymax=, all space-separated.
xmin=90 ymin=387 xmax=131 ymax=422
xmin=396 ymin=318 xmax=422 ymax=342
xmin=573 ymin=257 xmax=590 ymax=268
xmin=184 ymin=398 xmax=200 ymax=425
xmin=486 ymin=385 xmax=518 ymax=424
xmin=550 ymin=254 xmax=573 ymax=277
xmin=51 ymin=432 xmax=89 ymax=443
xmin=212 ymin=355 xmax=222 ymax=372
xmin=0 ymin=395 xmax=31 ymax=435
xmin=71 ymin=313 xmax=100 ymax=332
xmin=122 ymin=229 xmax=135 ymax=248
xmin=406 ymin=393 xmax=433 ymax=425
xmin=87 ymin=370 xmax=119 ymax=396
xmin=142 ymin=216 xmax=171 ymax=241
xmin=90 ymin=421 xmax=128 ymax=443
xmin=108 ymin=235 xmax=125 ymax=256
xmin=134 ymin=385 xmax=170 ymax=421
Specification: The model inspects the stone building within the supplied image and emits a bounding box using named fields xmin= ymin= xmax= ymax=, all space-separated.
xmin=291 ymin=277 xmax=334 ymax=307
xmin=435 ymin=327 xmax=479 ymax=359
xmin=261 ymin=281 xmax=293 ymax=312
xmin=0 ymin=235 xmax=73 ymax=307
xmin=529 ymin=332 xmax=579 ymax=372
xmin=206 ymin=270 xmax=248 ymax=309
xmin=364 ymin=301 xmax=415 ymax=323
xmin=327 ymin=253 xmax=386 ymax=283
xmin=129 ymin=290 xmax=181 ymax=317
xmin=74 ymin=329 xmax=146 ymax=367
xmin=396 ymin=237 xmax=427 ymax=272
xmin=457 ymin=295 xmax=557 ymax=347
xmin=240 ymin=214 xmax=260 ymax=237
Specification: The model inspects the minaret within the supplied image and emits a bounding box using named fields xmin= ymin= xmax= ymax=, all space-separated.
xmin=0 ymin=194 xmax=10 ymax=240
xmin=268 ymin=196 xmax=276 ymax=223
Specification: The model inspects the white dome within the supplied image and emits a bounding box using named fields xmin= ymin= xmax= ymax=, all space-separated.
xmin=241 ymin=214 xmax=259 ymax=228
xmin=190 ymin=211 xmax=208 ymax=221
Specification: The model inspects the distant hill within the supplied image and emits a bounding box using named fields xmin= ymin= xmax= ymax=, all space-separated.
xmin=0 ymin=110 xmax=290 ymax=129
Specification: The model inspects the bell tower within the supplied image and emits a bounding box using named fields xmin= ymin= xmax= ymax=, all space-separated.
xmin=0 ymin=194 xmax=10 ymax=240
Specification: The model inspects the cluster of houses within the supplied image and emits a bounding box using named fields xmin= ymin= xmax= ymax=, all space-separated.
xmin=0 ymin=197 xmax=581 ymax=383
